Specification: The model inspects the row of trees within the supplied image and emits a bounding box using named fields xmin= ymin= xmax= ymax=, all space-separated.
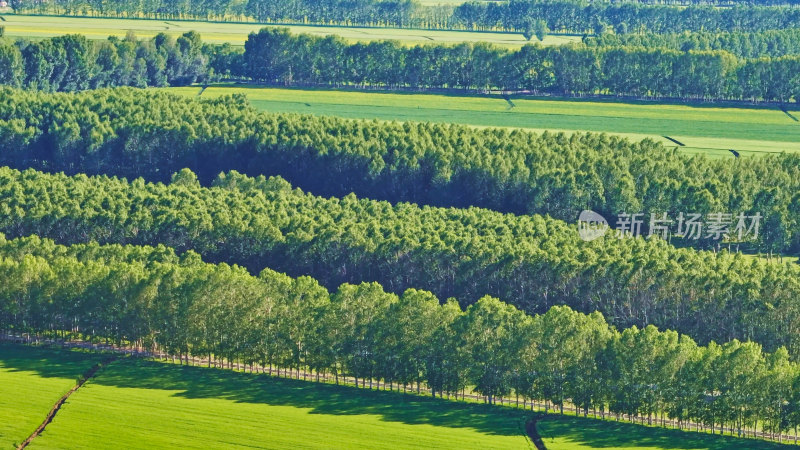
xmin=5 ymin=29 xmax=800 ymax=101
xmin=7 ymin=0 xmax=426 ymax=28
xmin=454 ymin=2 xmax=800 ymax=35
xmin=2 ymin=166 xmax=800 ymax=360
xmin=2 ymin=233 xmax=800 ymax=440
xmin=0 ymin=32 xmax=210 ymax=91
xmin=584 ymin=28 xmax=800 ymax=59
xmin=1 ymin=88 xmax=797 ymax=254
xmin=239 ymin=28 xmax=800 ymax=102
xmin=7 ymin=0 xmax=800 ymax=31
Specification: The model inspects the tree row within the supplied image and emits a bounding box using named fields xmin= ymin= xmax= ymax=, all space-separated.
xmin=2 ymin=232 xmax=799 ymax=440
xmin=5 ymin=29 xmax=800 ymax=102
xmin=8 ymin=0 xmax=800 ymax=32
xmin=238 ymin=28 xmax=800 ymax=102
xmin=584 ymin=28 xmax=800 ymax=59
xmin=2 ymin=166 xmax=800 ymax=359
xmin=1 ymin=87 xmax=797 ymax=254
xmin=454 ymin=2 xmax=800 ymax=35
xmin=0 ymin=31 xmax=212 ymax=92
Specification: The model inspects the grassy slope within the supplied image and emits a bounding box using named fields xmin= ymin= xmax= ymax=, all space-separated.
xmin=0 ymin=14 xmax=578 ymax=47
xmin=536 ymin=416 xmax=792 ymax=450
xmin=166 ymin=85 xmax=800 ymax=158
xmin=30 ymin=358 xmax=530 ymax=449
xmin=0 ymin=344 xmax=103 ymax=447
xmin=2 ymin=344 xmax=794 ymax=449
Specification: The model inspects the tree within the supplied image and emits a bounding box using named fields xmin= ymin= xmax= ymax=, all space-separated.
xmin=459 ymin=296 xmax=530 ymax=404
xmin=534 ymin=19 xmax=549 ymax=42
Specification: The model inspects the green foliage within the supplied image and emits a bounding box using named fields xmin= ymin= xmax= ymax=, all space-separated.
xmin=8 ymin=31 xmax=213 ymax=92
xmin=1 ymin=87 xmax=798 ymax=254
xmin=235 ymin=28 xmax=800 ymax=102
xmin=454 ymin=2 xmax=800 ymax=35
xmin=586 ymin=29 xmax=800 ymax=59
xmin=2 ymin=236 xmax=800 ymax=443
xmin=2 ymin=168 xmax=800 ymax=359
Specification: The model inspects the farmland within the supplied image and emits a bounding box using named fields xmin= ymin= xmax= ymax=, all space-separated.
xmin=0 ymin=14 xmax=578 ymax=47
xmin=0 ymin=344 xmax=531 ymax=449
xmin=167 ymin=85 xmax=800 ymax=158
xmin=0 ymin=344 xmax=104 ymax=447
xmin=2 ymin=344 xmax=793 ymax=449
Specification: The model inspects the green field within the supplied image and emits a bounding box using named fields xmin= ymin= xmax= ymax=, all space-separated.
xmin=0 ymin=14 xmax=578 ymax=47
xmin=167 ymin=85 xmax=800 ymax=158
xmin=536 ymin=416 xmax=793 ymax=450
xmin=4 ymin=349 xmax=530 ymax=449
xmin=0 ymin=343 xmax=104 ymax=447
xmin=4 ymin=344 xmax=794 ymax=449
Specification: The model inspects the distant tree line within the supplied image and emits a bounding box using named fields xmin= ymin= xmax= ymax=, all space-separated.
xmin=1 ymin=88 xmax=797 ymax=256
xmin=2 ymin=167 xmax=800 ymax=362
xmin=3 ymin=232 xmax=800 ymax=441
xmin=584 ymin=28 xmax=800 ymax=59
xmin=0 ymin=31 xmax=210 ymax=91
xmin=454 ymin=2 xmax=800 ymax=34
xmin=7 ymin=0 xmax=800 ymax=32
xmin=4 ymin=29 xmax=800 ymax=102
xmin=238 ymin=28 xmax=800 ymax=102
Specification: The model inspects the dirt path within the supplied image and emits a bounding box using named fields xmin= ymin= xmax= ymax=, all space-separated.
xmin=17 ymin=356 xmax=118 ymax=449
xmin=526 ymin=414 xmax=547 ymax=450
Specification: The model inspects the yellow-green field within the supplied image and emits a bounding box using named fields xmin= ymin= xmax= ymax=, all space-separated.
xmin=0 ymin=14 xmax=578 ymax=47
xmin=167 ymin=85 xmax=800 ymax=158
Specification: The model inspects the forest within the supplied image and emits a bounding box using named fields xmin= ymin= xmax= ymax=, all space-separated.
xmin=1 ymin=88 xmax=797 ymax=255
xmin=2 ymin=232 xmax=800 ymax=439
xmin=1 ymin=166 xmax=800 ymax=360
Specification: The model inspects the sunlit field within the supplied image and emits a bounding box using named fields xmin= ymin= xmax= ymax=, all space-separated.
xmin=0 ymin=14 xmax=579 ymax=47
xmin=167 ymin=85 xmax=800 ymax=158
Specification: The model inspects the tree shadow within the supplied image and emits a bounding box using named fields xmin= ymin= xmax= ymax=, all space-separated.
xmin=93 ymin=358 xmax=528 ymax=437
xmin=1 ymin=344 xmax=528 ymax=438
xmin=0 ymin=343 xmax=106 ymax=380
xmin=537 ymin=415 xmax=793 ymax=450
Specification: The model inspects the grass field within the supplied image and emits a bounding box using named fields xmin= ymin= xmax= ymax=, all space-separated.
xmin=0 ymin=14 xmax=578 ymax=47
xmin=536 ymin=416 xmax=793 ymax=450
xmin=2 ymin=344 xmax=795 ymax=449
xmin=0 ymin=343 xmax=103 ymax=447
xmin=28 ymin=358 xmax=531 ymax=449
xmin=167 ymin=85 xmax=800 ymax=158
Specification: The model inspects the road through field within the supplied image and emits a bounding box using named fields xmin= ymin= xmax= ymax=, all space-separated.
xmin=0 ymin=14 xmax=578 ymax=46
xmin=167 ymin=85 xmax=800 ymax=158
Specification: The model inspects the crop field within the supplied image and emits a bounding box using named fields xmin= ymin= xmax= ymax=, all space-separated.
xmin=0 ymin=343 xmax=104 ymax=447
xmin=168 ymin=85 xmax=800 ymax=158
xmin=0 ymin=343 xmax=532 ymax=449
xmin=536 ymin=416 xmax=793 ymax=450
xmin=2 ymin=344 xmax=792 ymax=449
xmin=0 ymin=14 xmax=578 ymax=47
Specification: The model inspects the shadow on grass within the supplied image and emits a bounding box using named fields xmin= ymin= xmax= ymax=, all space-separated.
xmin=537 ymin=415 xmax=792 ymax=449
xmin=1 ymin=344 xmax=527 ymax=438
xmin=4 ymin=344 xmax=794 ymax=448
xmin=0 ymin=343 xmax=106 ymax=380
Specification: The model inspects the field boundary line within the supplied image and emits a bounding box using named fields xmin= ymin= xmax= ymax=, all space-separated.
xmin=16 ymin=355 xmax=118 ymax=449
